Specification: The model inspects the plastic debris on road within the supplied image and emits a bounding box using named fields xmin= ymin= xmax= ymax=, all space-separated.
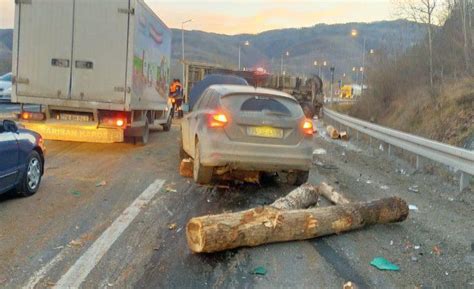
xmin=408 ymin=185 xmax=419 ymax=193
xmin=380 ymin=185 xmax=389 ymax=190
xmin=408 ymin=204 xmax=419 ymax=211
xmin=370 ymin=257 xmax=400 ymax=271
xmin=432 ymin=245 xmax=442 ymax=256
xmin=343 ymin=281 xmax=356 ymax=289
xmin=71 ymin=191 xmax=81 ymax=197
xmin=252 ymin=266 xmax=267 ymax=276
xmin=168 ymin=223 xmax=177 ymax=230
xmin=68 ymin=239 xmax=84 ymax=248
xmin=95 ymin=180 xmax=107 ymax=187
xmin=312 ymin=148 xmax=327 ymax=155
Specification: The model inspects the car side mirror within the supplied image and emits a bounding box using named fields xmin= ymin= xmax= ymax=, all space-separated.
xmin=3 ymin=120 xmax=19 ymax=133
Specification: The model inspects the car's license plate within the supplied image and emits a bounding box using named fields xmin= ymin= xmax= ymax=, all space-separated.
xmin=247 ymin=126 xmax=283 ymax=138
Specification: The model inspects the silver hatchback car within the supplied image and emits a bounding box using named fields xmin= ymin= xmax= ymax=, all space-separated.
xmin=180 ymin=85 xmax=314 ymax=185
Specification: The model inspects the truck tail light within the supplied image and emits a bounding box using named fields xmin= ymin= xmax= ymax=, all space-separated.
xmin=208 ymin=113 xmax=228 ymax=128
xmin=303 ymin=119 xmax=314 ymax=135
xmin=100 ymin=117 xmax=127 ymax=128
xmin=116 ymin=119 xmax=125 ymax=127
xmin=21 ymin=111 xmax=45 ymax=121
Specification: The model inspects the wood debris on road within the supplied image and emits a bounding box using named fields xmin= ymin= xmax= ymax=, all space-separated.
xmin=185 ymin=183 xmax=409 ymax=253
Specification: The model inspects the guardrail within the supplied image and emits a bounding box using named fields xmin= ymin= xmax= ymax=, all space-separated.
xmin=323 ymin=108 xmax=474 ymax=192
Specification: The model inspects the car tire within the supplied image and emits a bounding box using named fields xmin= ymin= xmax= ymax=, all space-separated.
xmin=135 ymin=121 xmax=149 ymax=145
xmin=193 ymin=140 xmax=213 ymax=184
xmin=179 ymin=139 xmax=190 ymax=160
xmin=296 ymin=170 xmax=309 ymax=185
xmin=17 ymin=151 xmax=43 ymax=197
xmin=162 ymin=112 xmax=172 ymax=132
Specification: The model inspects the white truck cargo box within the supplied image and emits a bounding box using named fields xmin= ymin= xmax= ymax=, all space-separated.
xmin=12 ymin=0 xmax=173 ymax=143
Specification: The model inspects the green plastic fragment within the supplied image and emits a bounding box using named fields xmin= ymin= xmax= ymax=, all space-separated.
xmin=252 ymin=266 xmax=267 ymax=275
xmin=370 ymin=257 xmax=400 ymax=271
xmin=71 ymin=191 xmax=81 ymax=197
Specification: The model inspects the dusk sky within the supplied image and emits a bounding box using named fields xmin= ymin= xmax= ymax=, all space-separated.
xmin=0 ymin=0 xmax=395 ymax=34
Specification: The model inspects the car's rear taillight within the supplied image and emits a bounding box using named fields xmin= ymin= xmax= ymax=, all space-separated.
xmin=303 ymin=119 xmax=314 ymax=135
xmin=208 ymin=113 xmax=228 ymax=128
xmin=21 ymin=111 xmax=45 ymax=121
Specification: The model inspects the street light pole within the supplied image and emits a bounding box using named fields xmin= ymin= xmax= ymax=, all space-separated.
xmin=238 ymin=41 xmax=250 ymax=71
xmin=238 ymin=45 xmax=241 ymax=70
xmin=361 ymin=37 xmax=366 ymax=96
xmin=181 ymin=19 xmax=192 ymax=102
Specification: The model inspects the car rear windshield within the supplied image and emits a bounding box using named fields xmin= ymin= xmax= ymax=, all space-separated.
xmin=240 ymin=96 xmax=291 ymax=115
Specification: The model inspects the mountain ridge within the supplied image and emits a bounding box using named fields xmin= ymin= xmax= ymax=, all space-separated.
xmin=0 ymin=19 xmax=427 ymax=78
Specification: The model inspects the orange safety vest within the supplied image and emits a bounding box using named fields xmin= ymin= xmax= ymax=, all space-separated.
xmin=170 ymin=82 xmax=177 ymax=94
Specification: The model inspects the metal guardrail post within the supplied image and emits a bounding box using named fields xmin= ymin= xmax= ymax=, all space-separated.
xmin=416 ymin=156 xmax=421 ymax=170
xmin=460 ymin=172 xmax=470 ymax=191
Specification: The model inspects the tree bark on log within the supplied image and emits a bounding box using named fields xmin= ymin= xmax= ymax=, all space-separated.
xmin=270 ymin=183 xmax=320 ymax=210
xmin=318 ymin=182 xmax=351 ymax=205
xmin=186 ymin=197 xmax=408 ymax=253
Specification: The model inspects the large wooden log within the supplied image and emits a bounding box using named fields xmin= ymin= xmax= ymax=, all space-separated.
xmin=318 ymin=182 xmax=351 ymax=205
xmin=327 ymin=125 xmax=340 ymax=139
xmin=186 ymin=197 xmax=408 ymax=253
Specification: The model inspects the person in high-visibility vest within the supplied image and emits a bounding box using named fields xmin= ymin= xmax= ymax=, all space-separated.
xmin=169 ymin=79 xmax=183 ymax=118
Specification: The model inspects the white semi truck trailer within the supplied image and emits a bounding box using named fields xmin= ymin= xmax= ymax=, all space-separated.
xmin=12 ymin=0 xmax=173 ymax=144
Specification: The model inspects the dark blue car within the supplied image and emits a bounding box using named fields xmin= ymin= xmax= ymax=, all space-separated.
xmin=0 ymin=120 xmax=45 ymax=197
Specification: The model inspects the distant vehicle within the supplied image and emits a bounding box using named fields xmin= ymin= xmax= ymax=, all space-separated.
xmin=0 ymin=120 xmax=45 ymax=197
xmin=184 ymin=62 xmax=324 ymax=119
xmin=188 ymin=74 xmax=248 ymax=109
xmin=180 ymin=85 xmax=314 ymax=185
xmin=0 ymin=72 xmax=12 ymax=103
xmin=340 ymin=85 xmax=353 ymax=99
xmin=12 ymin=0 xmax=172 ymax=144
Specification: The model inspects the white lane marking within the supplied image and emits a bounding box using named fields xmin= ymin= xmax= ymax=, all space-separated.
xmin=53 ymin=179 xmax=165 ymax=289
xmin=23 ymin=251 xmax=67 ymax=289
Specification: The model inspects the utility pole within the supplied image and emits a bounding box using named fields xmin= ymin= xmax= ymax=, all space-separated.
xmin=181 ymin=19 xmax=192 ymax=102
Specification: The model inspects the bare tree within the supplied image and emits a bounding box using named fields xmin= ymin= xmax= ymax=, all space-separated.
xmin=461 ymin=0 xmax=471 ymax=73
xmin=395 ymin=0 xmax=439 ymax=89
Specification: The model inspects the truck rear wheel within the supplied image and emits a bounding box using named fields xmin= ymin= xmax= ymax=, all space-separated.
xmin=162 ymin=112 xmax=172 ymax=132
xmin=135 ymin=122 xmax=149 ymax=145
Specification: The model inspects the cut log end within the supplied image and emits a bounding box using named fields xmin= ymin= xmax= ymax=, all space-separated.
xmin=186 ymin=220 xmax=204 ymax=253
xmin=179 ymin=158 xmax=193 ymax=178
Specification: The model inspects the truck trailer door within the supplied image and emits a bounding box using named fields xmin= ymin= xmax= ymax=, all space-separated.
xmin=70 ymin=0 xmax=131 ymax=104
xmin=15 ymin=0 xmax=74 ymax=99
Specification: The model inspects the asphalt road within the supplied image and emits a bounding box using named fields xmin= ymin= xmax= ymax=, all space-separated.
xmin=0 ymin=119 xmax=472 ymax=289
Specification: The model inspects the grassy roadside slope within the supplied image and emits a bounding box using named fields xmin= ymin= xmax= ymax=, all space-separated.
xmin=349 ymin=78 xmax=474 ymax=148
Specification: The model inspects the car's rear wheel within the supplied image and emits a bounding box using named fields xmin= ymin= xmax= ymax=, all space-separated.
xmin=296 ymin=170 xmax=309 ymax=185
xmin=17 ymin=151 xmax=42 ymax=197
xmin=193 ymin=140 xmax=213 ymax=184
xmin=286 ymin=170 xmax=309 ymax=186
xmin=179 ymin=138 xmax=190 ymax=160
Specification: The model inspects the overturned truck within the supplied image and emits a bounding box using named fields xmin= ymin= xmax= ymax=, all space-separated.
xmin=185 ymin=63 xmax=324 ymax=118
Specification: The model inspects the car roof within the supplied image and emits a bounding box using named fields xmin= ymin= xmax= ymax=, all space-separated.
xmin=207 ymin=84 xmax=296 ymax=101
